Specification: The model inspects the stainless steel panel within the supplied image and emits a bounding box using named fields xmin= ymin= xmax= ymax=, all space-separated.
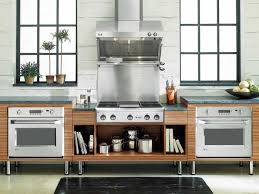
xmin=116 ymin=0 xmax=143 ymax=21
xmin=96 ymin=21 xmax=164 ymax=38
xmin=97 ymin=63 xmax=160 ymax=102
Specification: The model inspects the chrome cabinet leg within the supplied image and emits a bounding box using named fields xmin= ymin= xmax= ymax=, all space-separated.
xmin=178 ymin=161 xmax=182 ymax=175
xmin=6 ymin=161 xmax=10 ymax=175
xmin=78 ymin=161 xmax=83 ymax=175
xmin=249 ymin=161 xmax=254 ymax=175
xmin=191 ymin=161 xmax=196 ymax=175
xmin=64 ymin=161 xmax=69 ymax=175
xmin=15 ymin=162 xmax=19 ymax=168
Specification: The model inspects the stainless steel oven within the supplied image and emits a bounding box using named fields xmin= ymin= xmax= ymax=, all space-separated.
xmin=8 ymin=107 xmax=64 ymax=158
xmin=196 ymin=107 xmax=252 ymax=158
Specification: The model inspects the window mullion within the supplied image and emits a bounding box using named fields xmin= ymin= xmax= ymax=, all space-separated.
xmin=198 ymin=0 xmax=201 ymax=81
xmin=37 ymin=0 xmax=40 ymax=82
xmin=217 ymin=0 xmax=220 ymax=81
xmin=56 ymin=0 xmax=59 ymax=75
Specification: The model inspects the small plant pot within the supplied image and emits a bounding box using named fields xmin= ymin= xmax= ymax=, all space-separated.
xmin=56 ymin=74 xmax=66 ymax=84
xmin=46 ymin=75 xmax=54 ymax=84
xmin=24 ymin=76 xmax=35 ymax=85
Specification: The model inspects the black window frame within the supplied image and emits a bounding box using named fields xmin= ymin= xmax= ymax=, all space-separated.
xmin=16 ymin=0 xmax=78 ymax=86
xmin=180 ymin=0 xmax=241 ymax=86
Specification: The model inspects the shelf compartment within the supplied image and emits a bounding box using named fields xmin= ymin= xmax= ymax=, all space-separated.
xmin=96 ymin=125 xmax=164 ymax=153
xmin=165 ymin=125 xmax=186 ymax=155
xmin=73 ymin=125 xmax=95 ymax=156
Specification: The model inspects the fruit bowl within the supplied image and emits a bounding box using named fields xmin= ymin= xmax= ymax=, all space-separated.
xmin=226 ymin=89 xmax=259 ymax=99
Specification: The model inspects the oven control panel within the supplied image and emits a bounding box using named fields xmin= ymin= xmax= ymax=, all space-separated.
xmin=197 ymin=107 xmax=252 ymax=117
xmin=8 ymin=107 xmax=64 ymax=118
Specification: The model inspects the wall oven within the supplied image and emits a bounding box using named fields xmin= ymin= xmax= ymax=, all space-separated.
xmin=196 ymin=107 xmax=252 ymax=158
xmin=8 ymin=107 xmax=64 ymax=158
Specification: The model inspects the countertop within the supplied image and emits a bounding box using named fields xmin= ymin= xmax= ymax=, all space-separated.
xmin=73 ymin=103 xmax=187 ymax=112
xmin=181 ymin=96 xmax=259 ymax=104
xmin=0 ymin=96 xmax=76 ymax=104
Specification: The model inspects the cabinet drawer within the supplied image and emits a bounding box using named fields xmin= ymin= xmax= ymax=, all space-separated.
xmin=165 ymin=111 xmax=187 ymax=125
xmin=73 ymin=112 xmax=96 ymax=125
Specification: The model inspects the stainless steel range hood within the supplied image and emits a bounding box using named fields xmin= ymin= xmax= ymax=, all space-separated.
xmin=96 ymin=0 xmax=163 ymax=38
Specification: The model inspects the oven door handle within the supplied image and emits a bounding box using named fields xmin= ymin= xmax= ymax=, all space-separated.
xmin=11 ymin=120 xmax=62 ymax=124
xmin=198 ymin=120 xmax=250 ymax=125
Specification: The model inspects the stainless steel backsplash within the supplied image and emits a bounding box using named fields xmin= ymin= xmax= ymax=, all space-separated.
xmin=97 ymin=64 xmax=160 ymax=102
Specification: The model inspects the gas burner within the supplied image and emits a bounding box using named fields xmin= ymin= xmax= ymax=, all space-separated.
xmin=96 ymin=101 xmax=164 ymax=123
xmin=140 ymin=101 xmax=163 ymax=108
xmin=97 ymin=101 xmax=118 ymax=108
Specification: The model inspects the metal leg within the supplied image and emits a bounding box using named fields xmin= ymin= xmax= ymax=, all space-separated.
xmin=6 ymin=161 xmax=10 ymax=175
xmin=191 ymin=161 xmax=196 ymax=175
xmin=78 ymin=161 xmax=83 ymax=175
xmin=239 ymin=161 xmax=244 ymax=167
xmin=178 ymin=161 xmax=182 ymax=175
xmin=15 ymin=162 xmax=19 ymax=168
xmin=64 ymin=161 xmax=69 ymax=175
xmin=249 ymin=161 xmax=254 ymax=175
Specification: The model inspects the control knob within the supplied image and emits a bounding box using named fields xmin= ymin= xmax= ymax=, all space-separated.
xmin=49 ymin=109 xmax=54 ymax=115
xmin=127 ymin=114 xmax=133 ymax=120
xmin=110 ymin=114 xmax=116 ymax=120
xmin=144 ymin=114 xmax=150 ymax=120
xmin=148 ymin=32 xmax=152 ymax=36
xmin=153 ymin=32 xmax=157 ymax=36
xmin=16 ymin=109 xmax=21 ymax=115
xmin=100 ymin=115 xmax=106 ymax=121
xmin=154 ymin=114 xmax=160 ymax=120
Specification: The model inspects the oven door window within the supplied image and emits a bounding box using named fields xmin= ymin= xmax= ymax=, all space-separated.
xmin=16 ymin=128 xmax=56 ymax=146
xmin=204 ymin=128 xmax=243 ymax=145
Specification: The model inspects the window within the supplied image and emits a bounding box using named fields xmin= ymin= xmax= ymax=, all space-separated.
xmin=16 ymin=0 xmax=77 ymax=85
xmin=180 ymin=0 xmax=240 ymax=85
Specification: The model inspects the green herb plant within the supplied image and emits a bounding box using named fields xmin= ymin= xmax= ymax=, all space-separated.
xmin=52 ymin=29 xmax=71 ymax=74
xmin=41 ymin=41 xmax=56 ymax=75
xmin=20 ymin=62 xmax=41 ymax=78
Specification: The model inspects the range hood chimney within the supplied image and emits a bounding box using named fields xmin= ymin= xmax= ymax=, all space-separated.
xmin=115 ymin=0 xmax=143 ymax=21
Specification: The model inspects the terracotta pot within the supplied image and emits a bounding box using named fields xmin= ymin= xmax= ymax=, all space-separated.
xmin=46 ymin=75 xmax=54 ymax=84
xmin=56 ymin=74 xmax=66 ymax=84
xmin=24 ymin=76 xmax=35 ymax=85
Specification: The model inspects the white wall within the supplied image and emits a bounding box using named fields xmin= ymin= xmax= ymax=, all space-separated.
xmin=0 ymin=0 xmax=258 ymax=102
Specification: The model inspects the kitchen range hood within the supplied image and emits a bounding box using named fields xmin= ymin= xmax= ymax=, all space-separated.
xmin=96 ymin=0 xmax=163 ymax=38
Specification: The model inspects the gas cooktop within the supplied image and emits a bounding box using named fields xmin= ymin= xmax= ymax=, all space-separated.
xmin=97 ymin=101 xmax=163 ymax=109
xmin=96 ymin=101 xmax=164 ymax=123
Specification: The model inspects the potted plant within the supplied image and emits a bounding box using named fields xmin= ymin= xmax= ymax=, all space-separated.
xmin=41 ymin=41 xmax=56 ymax=84
xmin=52 ymin=29 xmax=71 ymax=84
xmin=20 ymin=62 xmax=40 ymax=85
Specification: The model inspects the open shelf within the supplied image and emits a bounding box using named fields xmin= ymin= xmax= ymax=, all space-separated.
xmin=73 ymin=150 xmax=187 ymax=161
xmin=96 ymin=125 xmax=164 ymax=153
xmin=73 ymin=125 xmax=95 ymax=156
xmin=165 ymin=125 xmax=186 ymax=155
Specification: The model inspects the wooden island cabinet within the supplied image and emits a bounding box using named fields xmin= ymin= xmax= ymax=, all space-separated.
xmin=1 ymin=100 xmax=259 ymax=176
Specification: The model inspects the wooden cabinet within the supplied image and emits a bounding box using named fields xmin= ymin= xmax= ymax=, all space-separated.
xmin=165 ymin=111 xmax=187 ymax=125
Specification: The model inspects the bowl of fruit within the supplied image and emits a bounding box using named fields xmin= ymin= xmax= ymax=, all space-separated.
xmin=226 ymin=79 xmax=259 ymax=99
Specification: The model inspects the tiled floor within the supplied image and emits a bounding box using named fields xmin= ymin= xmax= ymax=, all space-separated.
xmin=0 ymin=163 xmax=258 ymax=194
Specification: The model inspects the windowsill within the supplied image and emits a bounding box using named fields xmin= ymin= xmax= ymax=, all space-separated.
xmin=13 ymin=82 xmax=78 ymax=87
